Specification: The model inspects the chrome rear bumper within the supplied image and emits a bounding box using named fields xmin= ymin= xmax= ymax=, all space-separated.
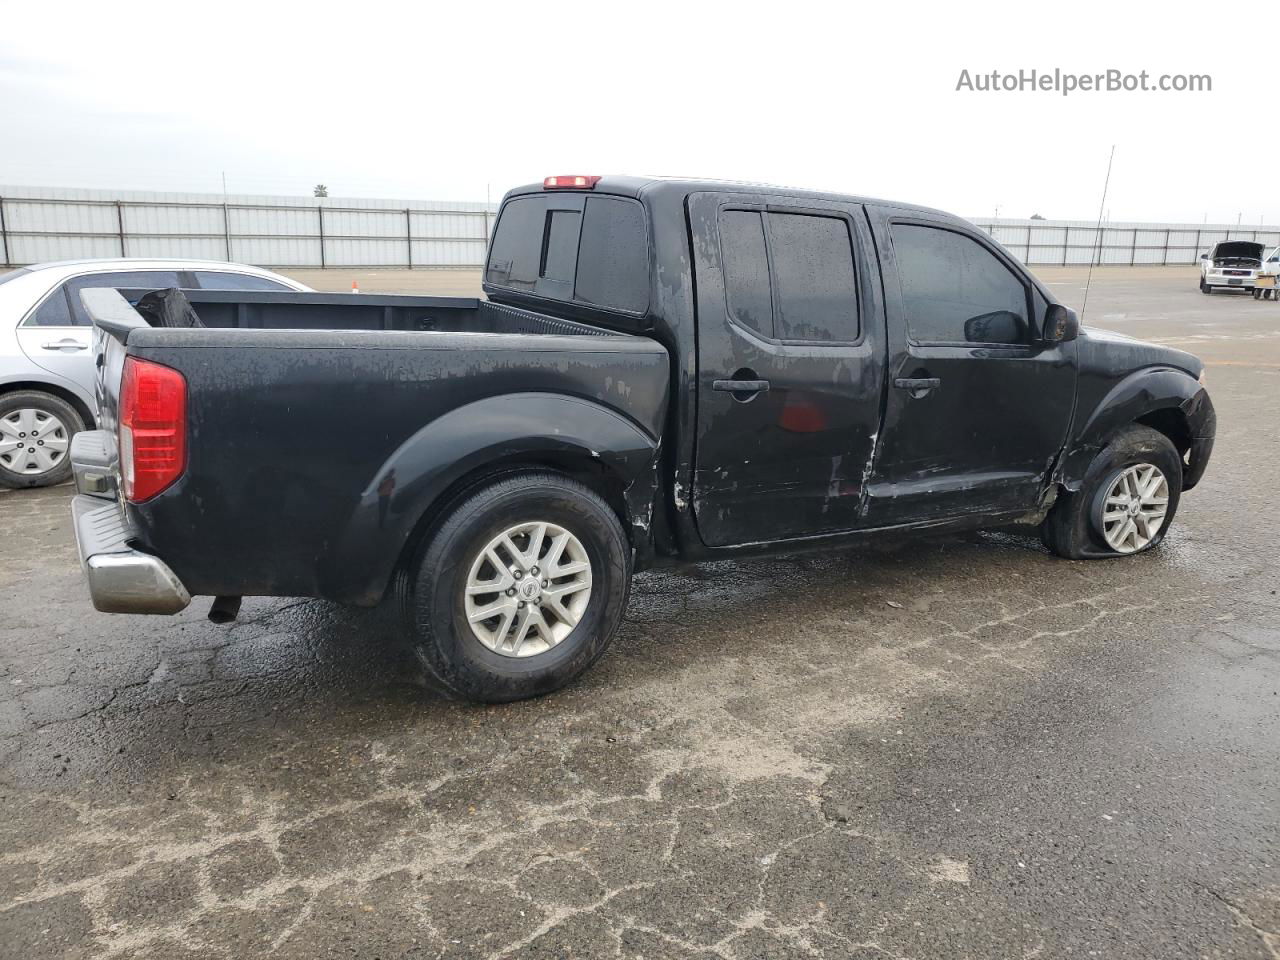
xmin=71 ymin=431 xmax=190 ymax=615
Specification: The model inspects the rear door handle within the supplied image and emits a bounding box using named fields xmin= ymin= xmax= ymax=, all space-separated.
xmin=713 ymin=378 xmax=771 ymax=394
xmin=41 ymin=339 xmax=88 ymax=351
xmin=894 ymin=377 xmax=941 ymax=398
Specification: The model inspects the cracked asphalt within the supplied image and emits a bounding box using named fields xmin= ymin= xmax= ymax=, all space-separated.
xmin=1 ymin=267 xmax=1277 ymax=959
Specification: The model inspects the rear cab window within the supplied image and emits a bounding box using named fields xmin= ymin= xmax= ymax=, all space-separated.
xmin=485 ymin=192 xmax=649 ymax=318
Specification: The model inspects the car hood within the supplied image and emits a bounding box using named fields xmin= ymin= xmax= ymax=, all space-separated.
xmin=1212 ymin=241 xmax=1264 ymax=261
xmin=1079 ymin=325 xmax=1203 ymax=380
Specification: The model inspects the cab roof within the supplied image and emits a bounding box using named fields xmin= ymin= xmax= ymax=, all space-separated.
xmin=504 ymin=175 xmax=961 ymax=222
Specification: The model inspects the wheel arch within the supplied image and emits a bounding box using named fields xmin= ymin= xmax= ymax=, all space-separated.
xmin=320 ymin=393 xmax=661 ymax=606
xmin=1057 ymin=367 xmax=1212 ymax=492
xmin=0 ymin=379 xmax=95 ymax=430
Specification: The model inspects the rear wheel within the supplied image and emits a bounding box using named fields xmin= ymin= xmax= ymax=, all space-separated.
xmin=399 ymin=471 xmax=631 ymax=702
xmin=1040 ymin=425 xmax=1183 ymax=559
xmin=0 ymin=391 xmax=83 ymax=489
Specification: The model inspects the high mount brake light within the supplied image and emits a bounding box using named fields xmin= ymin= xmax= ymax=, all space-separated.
xmin=543 ymin=175 xmax=601 ymax=190
xmin=119 ymin=357 xmax=187 ymax=502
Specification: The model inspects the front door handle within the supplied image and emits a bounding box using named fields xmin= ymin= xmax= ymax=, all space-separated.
xmin=713 ymin=378 xmax=771 ymax=394
xmin=41 ymin=339 xmax=88 ymax=351
xmin=893 ymin=377 xmax=941 ymax=398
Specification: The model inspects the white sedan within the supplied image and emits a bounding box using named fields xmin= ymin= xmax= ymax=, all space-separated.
xmin=0 ymin=258 xmax=310 ymax=489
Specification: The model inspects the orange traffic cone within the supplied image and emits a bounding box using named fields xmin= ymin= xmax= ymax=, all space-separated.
xmin=351 ymin=280 xmax=360 ymax=294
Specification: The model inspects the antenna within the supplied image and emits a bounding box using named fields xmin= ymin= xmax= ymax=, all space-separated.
xmin=1080 ymin=145 xmax=1115 ymax=323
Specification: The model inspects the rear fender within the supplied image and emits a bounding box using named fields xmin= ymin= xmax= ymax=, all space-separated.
xmin=322 ymin=393 xmax=660 ymax=604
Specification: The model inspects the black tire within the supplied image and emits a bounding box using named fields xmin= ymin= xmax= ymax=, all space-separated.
xmin=399 ymin=471 xmax=631 ymax=703
xmin=1253 ymin=288 xmax=1262 ymax=300
xmin=1040 ymin=424 xmax=1183 ymax=560
xmin=0 ymin=390 xmax=84 ymax=490
xmin=1199 ymin=278 xmax=1213 ymax=294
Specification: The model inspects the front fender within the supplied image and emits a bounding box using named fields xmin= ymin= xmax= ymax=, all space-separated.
xmin=1059 ymin=366 xmax=1215 ymax=490
xmin=321 ymin=393 xmax=660 ymax=604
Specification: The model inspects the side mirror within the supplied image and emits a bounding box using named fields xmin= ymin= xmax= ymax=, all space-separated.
xmin=964 ymin=310 xmax=1027 ymax=344
xmin=1200 ymin=253 xmax=1209 ymax=260
xmin=1043 ymin=303 xmax=1079 ymax=344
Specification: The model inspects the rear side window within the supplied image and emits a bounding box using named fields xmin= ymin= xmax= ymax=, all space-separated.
xmin=891 ymin=224 xmax=1029 ymax=345
xmin=718 ymin=209 xmax=860 ymax=343
xmin=486 ymin=194 xmax=649 ymax=314
xmin=194 ymin=271 xmax=293 ymax=291
xmin=769 ymin=214 xmax=858 ymax=342
xmin=26 ymin=287 xmax=74 ymax=326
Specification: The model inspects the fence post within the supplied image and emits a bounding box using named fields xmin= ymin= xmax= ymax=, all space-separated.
xmin=1195 ymin=229 xmax=1202 ymax=266
xmin=116 ymin=201 xmax=126 ymax=257
xmin=1062 ymin=228 xmax=1068 ymax=266
xmin=317 ymin=204 xmax=326 ymax=269
xmin=1130 ymin=228 xmax=1138 ymax=266
xmin=1162 ymin=228 xmax=1170 ymax=266
xmin=406 ymin=208 xmax=413 ymax=269
xmin=0 ymin=196 xmax=8 ymax=266
xmin=223 ymin=203 xmax=232 ymax=261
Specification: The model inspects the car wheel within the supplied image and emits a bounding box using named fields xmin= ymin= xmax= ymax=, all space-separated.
xmin=1199 ymin=278 xmax=1213 ymax=294
xmin=1040 ymin=425 xmax=1182 ymax=560
xmin=399 ymin=470 xmax=631 ymax=703
xmin=0 ymin=390 xmax=84 ymax=489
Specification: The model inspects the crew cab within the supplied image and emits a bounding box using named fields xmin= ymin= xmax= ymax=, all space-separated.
xmin=69 ymin=176 xmax=1216 ymax=702
xmin=1199 ymin=240 xmax=1266 ymax=293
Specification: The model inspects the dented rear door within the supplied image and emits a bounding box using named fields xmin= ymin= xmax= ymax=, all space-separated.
xmin=688 ymin=191 xmax=887 ymax=547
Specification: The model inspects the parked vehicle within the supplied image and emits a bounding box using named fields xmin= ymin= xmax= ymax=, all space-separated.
xmin=1254 ymin=246 xmax=1280 ymax=300
xmin=1199 ymin=240 xmax=1265 ymax=293
xmin=69 ymin=176 xmax=1216 ymax=702
xmin=0 ymin=259 xmax=310 ymax=488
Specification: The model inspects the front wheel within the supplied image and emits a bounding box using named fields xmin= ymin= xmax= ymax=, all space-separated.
xmin=399 ymin=471 xmax=631 ymax=703
xmin=1200 ymin=278 xmax=1213 ymax=294
xmin=1040 ymin=425 xmax=1183 ymax=559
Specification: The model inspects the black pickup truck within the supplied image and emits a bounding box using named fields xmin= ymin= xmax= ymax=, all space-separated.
xmin=70 ymin=175 xmax=1216 ymax=702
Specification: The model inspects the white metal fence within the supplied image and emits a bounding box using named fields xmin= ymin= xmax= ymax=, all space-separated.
xmin=2 ymin=185 xmax=1276 ymax=269
xmin=0 ymin=186 xmax=497 ymax=269
xmin=973 ymin=218 xmax=1280 ymax=266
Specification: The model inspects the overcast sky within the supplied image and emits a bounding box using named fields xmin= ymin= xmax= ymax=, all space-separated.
xmin=1 ymin=0 xmax=1274 ymax=224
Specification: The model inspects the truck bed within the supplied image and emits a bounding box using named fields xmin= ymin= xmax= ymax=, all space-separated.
xmin=83 ymin=288 xmax=670 ymax=606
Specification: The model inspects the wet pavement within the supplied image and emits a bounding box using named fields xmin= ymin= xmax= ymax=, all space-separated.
xmin=1 ymin=267 xmax=1277 ymax=959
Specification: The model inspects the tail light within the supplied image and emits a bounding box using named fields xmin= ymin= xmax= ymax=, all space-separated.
xmin=119 ymin=357 xmax=187 ymax=502
xmin=544 ymin=175 xmax=600 ymax=189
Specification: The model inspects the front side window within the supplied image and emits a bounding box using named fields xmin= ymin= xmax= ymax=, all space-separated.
xmin=891 ymin=224 xmax=1029 ymax=345
xmin=718 ymin=209 xmax=859 ymax=343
